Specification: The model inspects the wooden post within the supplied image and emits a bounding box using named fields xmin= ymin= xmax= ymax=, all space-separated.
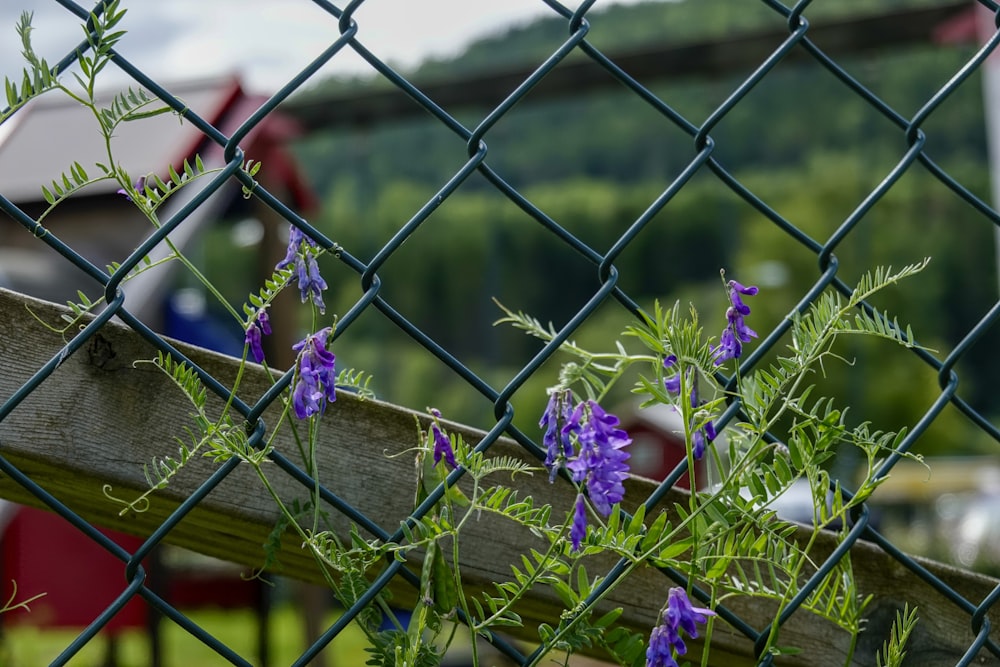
xmin=0 ymin=288 xmax=997 ymax=666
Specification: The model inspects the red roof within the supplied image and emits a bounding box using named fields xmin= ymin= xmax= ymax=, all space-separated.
xmin=0 ymin=74 xmax=315 ymax=211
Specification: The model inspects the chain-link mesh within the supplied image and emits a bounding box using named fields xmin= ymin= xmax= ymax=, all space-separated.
xmin=2 ymin=0 xmax=1000 ymax=665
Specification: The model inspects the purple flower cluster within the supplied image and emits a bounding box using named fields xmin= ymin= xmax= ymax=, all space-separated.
xmin=290 ymin=327 xmax=337 ymax=419
xmin=711 ymin=279 xmax=758 ymax=366
xmin=277 ymin=225 xmax=328 ymax=314
xmin=245 ymin=307 xmax=271 ymax=363
xmin=566 ymin=402 xmax=631 ymax=515
xmin=646 ymin=587 xmax=715 ymax=667
xmin=429 ymin=408 xmax=458 ymax=469
xmin=540 ymin=394 xmax=631 ymax=551
xmin=663 ymin=356 xmax=716 ymax=460
xmin=539 ymin=389 xmax=574 ymax=482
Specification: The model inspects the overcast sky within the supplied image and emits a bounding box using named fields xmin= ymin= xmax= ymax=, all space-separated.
xmin=0 ymin=1 xmax=648 ymax=94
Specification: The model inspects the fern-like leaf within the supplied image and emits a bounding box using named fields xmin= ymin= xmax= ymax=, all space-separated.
xmin=243 ymin=265 xmax=296 ymax=317
xmin=877 ymin=604 xmax=919 ymax=667
xmin=462 ymin=450 xmax=540 ymax=483
xmin=150 ymin=351 xmax=207 ymax=410
xmin=336 ymin=367 xmax=376 ymax=400
xmin=849 ymin=259 xmax=930 ymax=306
xmin=1 ymin=13 xmax=59 ymax=121
xmin=492 ymin=298 xmax=591 ymax=359
xmin=39 ymin=162 xmax=114 ymax=212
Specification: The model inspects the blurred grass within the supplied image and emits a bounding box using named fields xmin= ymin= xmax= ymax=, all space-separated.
xmin=0 ymin=603 xmax=368 ymax=666
xmin=0 ymin=598 xmax=604 ymax=665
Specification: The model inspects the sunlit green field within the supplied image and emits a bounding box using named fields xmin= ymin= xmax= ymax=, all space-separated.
xmin=0 ymin=604 xmax=369 ymax=667
xmin=0 ymin=601 xmax=606 ymax=666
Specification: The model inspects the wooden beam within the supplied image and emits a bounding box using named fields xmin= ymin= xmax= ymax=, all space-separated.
xmin=281 ymin=3 xmax=970 ymax=132
xmin=0 ymin=287 xmax=997 ymax=665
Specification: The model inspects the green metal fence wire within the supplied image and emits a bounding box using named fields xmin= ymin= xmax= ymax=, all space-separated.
xmin=2 ymin=0 xmax=1000 ymax=665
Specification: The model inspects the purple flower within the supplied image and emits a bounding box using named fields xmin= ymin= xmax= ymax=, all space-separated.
xmin=540 ymin=389 xmax=575 ymax=482
xmin=646 ymin=588 xmax=715 ymax=667
xmin=565 ymin=401 xmax=631 ymax=522
xmin=290 ymin=327 xmax=337 ymax=419
xmin=728 ymin=279 xmax=758 ymax=314
xmin=664 ymin=362 xmax=715 ymax=460
xmin=663 ymin=355 xmax=681 ymax=394
xmin=429 ymin=408 xmax=458 ymax=469
xmin=693 ymin=416 xmax=717 ymax=460
xmin=561 ymin=401 xmax=584 ymax=444
xmin=691 ymin=428 xmax=710 ymax=460
xmin=570 ymin=493 xmax=588 ymax=551
xmin=569 ymin=402 xmax=631 ymax=515
xmin=687 ymin=375 xmax=716 ymax=461
xmin=245 ymin=308 xmax=272 ymax=363
xmin=277 ymin=224 xmax=328 ymax=313
xmin=297 ymin=254 xmax=328 ymax=312
xmin=277 ymin=226 xmax=307 ymax=271
xmin=711 ymin=279 xmax=758 ymax=366
xmin=116 ymin=175 xmax=147 ymax=203
xmin=712 ymin=316 xmax=742 ymax=364
xmin=646 ymin=625 xmax=679 ymax=667
xmin=542 ymin=398 xmax=631 ymax=551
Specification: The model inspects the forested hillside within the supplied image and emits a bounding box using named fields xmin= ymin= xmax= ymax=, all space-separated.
xmin=237 ymin=0 xmax=997 ymax=454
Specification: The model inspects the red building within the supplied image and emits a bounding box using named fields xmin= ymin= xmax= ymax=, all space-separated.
xmin=621 ymin=403 xmax=712 ymax=490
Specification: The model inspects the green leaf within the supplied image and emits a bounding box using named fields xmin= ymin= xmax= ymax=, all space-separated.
xmin=606 ymin=504 xmax=621 ymax=537
xmin=657 ymin=536 xmax=693 ymax=560
xmin=747 ymin=471 xmax=767 ymax=501
xmin=641 ymin=511 xmax=669 ymax=553
xmin=550 ymin=579 xmax=577 ymax=608
xmin=625 ymin=503 xmax=646 ymax=537
xmin=5 ymin=77 xmax=17 ymax=108
xmin=486 ymin=612 xmax=523 ymax=627
xmin=773 ymin=452 xmax=793 ymax=483
xmin=576 ymin=564 xmax=591 ymax=598
xmin=594 ymin=607 xmax=623 ymax=628
xmin=431 ymin=545 xmax=458 ymax=615
xmin=121 ymin=105 xmax=174 ymax=122
xmin=763 ymin=468 xmax=782 ymax=496
xmin=151 ymin=173 xmax=169 ymax=194
xmin=705 ymin=554 xmax=731 ymax=580
xmin=786 ymin=434 xmax=804 ymax=470
xmin=168 ymin=162 xmax=181 ymax=185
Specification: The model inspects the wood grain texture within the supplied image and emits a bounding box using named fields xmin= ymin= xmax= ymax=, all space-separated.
xmin=0 ymin=287 xmax=997 ymax=666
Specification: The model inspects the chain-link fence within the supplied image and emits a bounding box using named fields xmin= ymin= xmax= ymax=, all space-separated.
xmin=2 ymin=0 xmax=1000 ymax=665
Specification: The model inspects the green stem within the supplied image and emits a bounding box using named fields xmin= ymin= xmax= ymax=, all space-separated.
xmin=251 ymin=462 xmax=384 ymax=646
xmin=471 ymin=518 xmax=571 ymax=635
xmin=699 ymin=584 xmax=720 ymax=667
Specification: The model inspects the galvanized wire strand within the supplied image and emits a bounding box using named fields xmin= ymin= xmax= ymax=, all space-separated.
xmin=693 ymin=19 xmax=811 ymax=154
xmin=136 ymin=585 xmax=256 ymax=666
xmin=50 ymin=574 xmax=149 ymax=666
xmin=465 ymin=18 xmax=591 ymax=152
xmin=0 ymin=194 xmax=114 ymax=286
xmin=863 ymin=525 xmax=1000 ymax=661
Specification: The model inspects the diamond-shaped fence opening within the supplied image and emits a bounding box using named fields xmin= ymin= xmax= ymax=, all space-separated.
xmin=1 ymin=1 xmax=1000 ymax=665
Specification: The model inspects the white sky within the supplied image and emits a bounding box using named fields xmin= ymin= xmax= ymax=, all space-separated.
xmin=0 ymin=1 xmax=649 ymax=94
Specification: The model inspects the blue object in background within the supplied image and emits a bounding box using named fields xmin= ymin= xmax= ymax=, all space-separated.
xmin=164 ymin=288 xmax=244 ymax=357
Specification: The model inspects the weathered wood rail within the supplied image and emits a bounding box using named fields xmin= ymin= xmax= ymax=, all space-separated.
xmin=0 ymin=287 xmax=996 ymax=666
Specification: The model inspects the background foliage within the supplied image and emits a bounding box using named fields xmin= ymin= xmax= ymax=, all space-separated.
xmin=199 ymin=0 xmax=999 ymax=457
